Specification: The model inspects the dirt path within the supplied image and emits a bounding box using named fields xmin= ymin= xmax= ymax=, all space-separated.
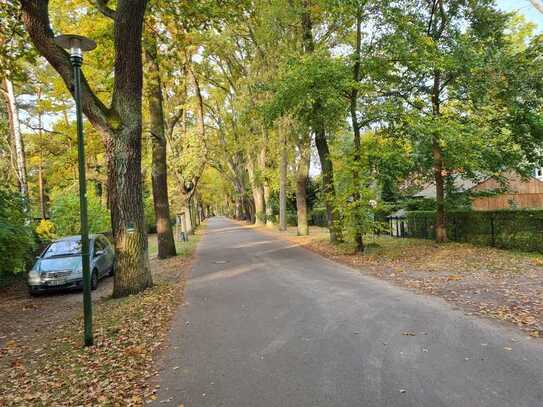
xmin=0 ymin=274 xmax=113 ymax=348
xmin=0 ymin=247 xmax=187 ymax=349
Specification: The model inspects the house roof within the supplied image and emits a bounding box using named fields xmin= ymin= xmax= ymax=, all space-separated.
xmin=413 ymin=177 xmax=479 ymax=199
xmin=387 ymin=209 xmax=407 ymax=219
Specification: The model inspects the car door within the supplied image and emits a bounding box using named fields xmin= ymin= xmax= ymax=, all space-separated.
xmin=100 ymin=236 xmax=115 ymax=273
xmin=92 ymin=238 xmax=107 ymax=278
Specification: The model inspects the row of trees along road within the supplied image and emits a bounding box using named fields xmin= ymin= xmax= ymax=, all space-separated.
xmin=1 ymin=0 xmax=543 ymax=295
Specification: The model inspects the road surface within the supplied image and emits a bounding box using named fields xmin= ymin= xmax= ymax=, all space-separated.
xmin=154 ymin=217 xmax=543 ymax=407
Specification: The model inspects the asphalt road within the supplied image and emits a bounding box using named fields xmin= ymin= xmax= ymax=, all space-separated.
xmin=154 ymin=217 xmax=543 ymax=407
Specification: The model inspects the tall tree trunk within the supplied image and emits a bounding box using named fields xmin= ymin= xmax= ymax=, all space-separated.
xmin=247 ymin=157 xmax=265 ymax=225
xmin=38 ymin=167 xmax=46 ymax=219
xmin=252 ymin=186 xmax=265 ymax=224
xmin=314 ymin=127 xmax=341 ymax=243
xmin=279 ymin=127 xmax=288 ymax=231
xmin=244 ymin=195 xmax=255 ymax=223
xmin=301 ymin=0 xmax=341 ymax=243
xmin=296 ymin=139 xmax=310 ymax=236
xmin=433 ymin=138 xmax=447 ymax=242
xmin=264 ymin=183 xmax=273 ymax=226
xmin=3 ymin=78 xmax=29 ymax=209
xmin=432 ymin=70 xmax=447 ymax=243
xmin=108 ymin=1 xmax=152 ymax=297
xmin=144 ymin=32 xmax=176 ymax=259
xmin=350 ymin=8 xmax=364 ymax=252
xmin=21 ymin=0 xmax=153 ymax=298
xmin=37 ymin=89 xmax=47 ymax=219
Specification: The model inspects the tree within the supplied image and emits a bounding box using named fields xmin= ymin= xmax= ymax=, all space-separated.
xmin=375 ymin=0 xmax=535 ymax=243
xmin=19 ymin=0 xmax=152 ymax=297
xmin=300 ymin=0 xmax=343 ymax=243
xmin=278 ymin=121 xmax=288 ymax=231
xmin=1 ymin=78 xmax=29 ymax=210
xmin=143 ymin=21 xmax=176 ymax=259
xmin=530 ymin=0 xmax=543 ymax=14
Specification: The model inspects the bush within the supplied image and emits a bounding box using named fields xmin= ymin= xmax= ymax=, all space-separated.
xmin=50 ymin=191 xmax=111 ymax=236
xmin=406 ymin=209 xmax=543 ymax=253
xmin=0 ymin=188 xmax=35 ymax=276
xmin=35 ymin=219 xmax=56 ymax=241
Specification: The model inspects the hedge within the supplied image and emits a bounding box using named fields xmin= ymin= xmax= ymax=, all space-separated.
xmin=406 ymin=209 xmax=543 ymax=253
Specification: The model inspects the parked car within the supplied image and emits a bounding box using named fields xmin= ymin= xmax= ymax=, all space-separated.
xmin=28 ymin=234 xmax=115 ymax=295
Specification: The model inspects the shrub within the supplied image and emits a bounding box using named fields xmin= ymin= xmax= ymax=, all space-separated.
xmin=0 ymin=188 xmax=35 ymax=275
xmin=50 ymin=191 xmax=111 ymax=236
xmin=35 ymin=219 xmax=56 ymax=241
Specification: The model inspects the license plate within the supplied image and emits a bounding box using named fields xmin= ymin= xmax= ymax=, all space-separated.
xmin=46 ymin=278 xmax=66 ymax=286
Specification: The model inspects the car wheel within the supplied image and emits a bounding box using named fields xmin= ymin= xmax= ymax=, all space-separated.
xmin=91 ymin=270 xmax=98 ymax=290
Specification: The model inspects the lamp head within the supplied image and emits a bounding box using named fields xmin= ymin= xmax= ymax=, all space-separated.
xmin=54 ymin=34 xmax=96 ymax=58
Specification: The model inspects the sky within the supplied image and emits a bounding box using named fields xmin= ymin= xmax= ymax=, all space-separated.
xmin=498 ymin=0 xmax=543 ymax=30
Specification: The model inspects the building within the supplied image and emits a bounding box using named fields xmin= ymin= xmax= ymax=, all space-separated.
xmin=414 ymin=170 xmax=543 ymax=211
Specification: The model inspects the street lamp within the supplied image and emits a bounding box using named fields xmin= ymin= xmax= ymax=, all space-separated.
xmin=54 ymin=34 xmax=97 ymax=347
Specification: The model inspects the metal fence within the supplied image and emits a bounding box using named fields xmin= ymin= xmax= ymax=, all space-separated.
xmin=403 ymin=210 xmax=543 ymax=253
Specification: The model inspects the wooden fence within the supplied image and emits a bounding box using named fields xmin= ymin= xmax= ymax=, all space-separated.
xmin=472 ymin=193 xmax=543 ymax=211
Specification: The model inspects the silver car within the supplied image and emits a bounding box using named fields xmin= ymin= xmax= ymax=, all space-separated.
xmin=28 ymin=234 xmax=115 ymax=294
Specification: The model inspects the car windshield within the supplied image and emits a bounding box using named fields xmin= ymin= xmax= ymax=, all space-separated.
xmin=43 ymin=240 xmax=82 ymax=258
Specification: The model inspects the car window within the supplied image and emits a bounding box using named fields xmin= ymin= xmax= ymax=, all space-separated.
xmin=43 ymin=240 xmax=81 ymax=258
xmin=94 ymin=238 xmax=105 ymax=255
xmin=99 ymin=236 xmax=111 ymax=250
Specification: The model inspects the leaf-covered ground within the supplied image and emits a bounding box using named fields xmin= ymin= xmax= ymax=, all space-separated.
xmin=0 ymin=231 xmax=202 ymax=406
xmin=254 ymin=224 xmax=543 ymax=339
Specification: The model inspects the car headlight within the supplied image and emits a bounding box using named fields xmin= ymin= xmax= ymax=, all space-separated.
xmin=28 ymin=270 xmax=40 ymax=283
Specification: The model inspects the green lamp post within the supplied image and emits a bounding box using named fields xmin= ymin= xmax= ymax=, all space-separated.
xmin=54 ymin=34 xmax=97 ymax=347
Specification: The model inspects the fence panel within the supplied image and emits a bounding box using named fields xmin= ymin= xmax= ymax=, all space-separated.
xmin=405 ymin=210 xmax=543 ymax=253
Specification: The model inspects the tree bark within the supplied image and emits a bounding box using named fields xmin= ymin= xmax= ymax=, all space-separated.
xmin=264 ymin=183 xmax=273 ymax=226
xmin=247 ymin=157 xmax=265 ymax=225
xmin=2 ymin=78 xmax=29 ymax=209
xmin=350 ymin=8 xmax=364 ymax=252
xmin=109 ymin=0 xmax=152 ymax=297
xmin=37 ymin=88 xmax=47 ymax=219
xmin=20 ymin=0 xmax=153 ymax=297
xmin=433 ymin=137 xmax=447 ymax=242
xmin=144 ymin=31 xmax=176 ymax=259
xmin=314 ymin=126 xmax=342 ymax=243
xmin=295 ymin=138 xmax=310 ymax=236
xmin=432 ymin=70 xmax=447 ymax=243
xmin=279 ymin=127 xmax=288 ymax=231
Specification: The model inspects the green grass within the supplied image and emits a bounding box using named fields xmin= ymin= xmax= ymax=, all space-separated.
xmin=148 ymin=222 xmax=205 ymax=258
xmin=147 ymin=234 xmax=199 ymax=258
